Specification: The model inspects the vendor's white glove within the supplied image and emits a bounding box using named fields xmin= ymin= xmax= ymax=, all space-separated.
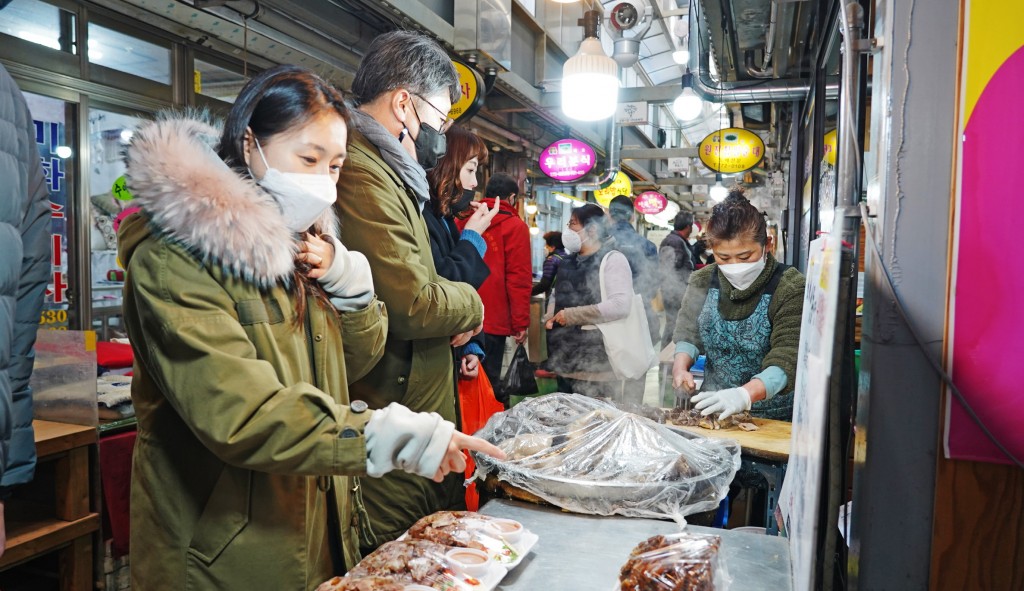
xmin=691 ymin=387 xmax=752 ymax=420
xmin=317 ymin=236 xmax=374 ymax=306
xmin=364 ymin=403 xmax=455 ymax=479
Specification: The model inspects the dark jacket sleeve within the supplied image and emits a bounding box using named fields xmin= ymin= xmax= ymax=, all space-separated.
xmin=424 ymin=211 xmax=490 ymax=289
xmin=531 ymin=253 xmax=557 ymax=296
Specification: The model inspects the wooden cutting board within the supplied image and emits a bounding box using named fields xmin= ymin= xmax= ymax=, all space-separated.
xmin=668 ymin=417 xmax=792 ymax=463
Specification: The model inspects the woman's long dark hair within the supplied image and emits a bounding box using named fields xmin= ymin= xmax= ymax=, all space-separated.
xmin=218 ymin=64 xmax=349 ymax=324
xmin=426 ymin=125 xmax=488 ymax=217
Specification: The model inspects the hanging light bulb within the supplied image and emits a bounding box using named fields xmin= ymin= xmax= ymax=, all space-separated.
xmin=529 ymin=225 xmax=541 ymax=235
xmin=525 ymin=201 xmax=538 ymax=215
xmin=671 ymin=49 xmax=690 ymax=65
xmin=672 ymin=72 xmax=703 ymax=121
xmin=562 ymin=11 xmax=619 ymax=121
xmin=710 ymin=174 xmax=728 ymax=202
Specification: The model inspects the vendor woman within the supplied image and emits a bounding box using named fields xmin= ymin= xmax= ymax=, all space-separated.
xmin=671 ymin=190 xmax=805 ymax=421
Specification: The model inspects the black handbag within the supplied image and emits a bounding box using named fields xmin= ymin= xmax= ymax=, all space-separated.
xmin=499 ymin=345 xmax=538 ymax=398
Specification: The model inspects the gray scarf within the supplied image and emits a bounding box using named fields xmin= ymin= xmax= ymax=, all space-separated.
xmin=348 ymin=108 xmax=430 ymax=210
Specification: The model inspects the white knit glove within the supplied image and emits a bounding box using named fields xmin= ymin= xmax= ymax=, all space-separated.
xmin=317 ymin=236 xmax=374 ymax=310
xmin=692 ymin=387 xmax=752 ymax=420
xmin=364 ymin=403 xmax=456 ymax=478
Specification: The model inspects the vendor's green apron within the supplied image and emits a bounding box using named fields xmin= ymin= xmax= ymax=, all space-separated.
xmin=698 ymin=264 xmax=792 ymax=420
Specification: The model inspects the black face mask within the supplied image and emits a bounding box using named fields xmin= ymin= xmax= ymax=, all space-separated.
xmin=451 ymin=188 xmax=475 ymax=215
xmin=413 ymin=123 xmax=447 ymax=171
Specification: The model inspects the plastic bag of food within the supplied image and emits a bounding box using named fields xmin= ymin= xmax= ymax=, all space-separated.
xmin=405 ymin=511 xmax=536 ymax=568
xmin=344 ymin=539 xmax=498 ymax=590
xmin=619 ymin=532 xmax=731 ymax=591
xmin=472 ymin=393 xmax=741 ymax=523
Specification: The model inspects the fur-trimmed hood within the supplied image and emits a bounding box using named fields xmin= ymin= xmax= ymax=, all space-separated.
xmin=122 ymin=113 xmax=338 ymax=286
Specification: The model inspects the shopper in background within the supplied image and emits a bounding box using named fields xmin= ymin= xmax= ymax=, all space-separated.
xmin=0 ymin=63 xmax=50 ymax=559
xmin=118 ymin=65 xmax=503 ymax=588
xmin=671 ymin=190 xmax=805 ymax=421
xmin=607 ymin=195 xmax=661 ymax=346
xmin=531 ymin=231 xmax=567 ymax=298
xmin=424 ymin=126 xmax=499 ymax=378
xmin=335 ymin=31 xmax=488 ymax=552
xmin=544 ymin=204 xmax=646 ymax=405
xmin=460 ymin=172 xmax=532 ymax=403
xmin=658 ymin=211 xmax=695 ymax=348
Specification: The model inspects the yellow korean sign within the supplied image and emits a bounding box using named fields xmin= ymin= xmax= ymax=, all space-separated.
xmin=823 ymin=129 xmax=837 ymax=166
xmin=698 ymin=127 xmax=765 ymax=173
xmin=449 ymin=60 xmax=485 ymax=121
xmin=593 ymin=171 xmax=632 ymax=207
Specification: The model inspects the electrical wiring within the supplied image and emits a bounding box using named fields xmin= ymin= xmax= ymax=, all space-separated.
xmin=860 ymin=201 xmax=1023 ymax=470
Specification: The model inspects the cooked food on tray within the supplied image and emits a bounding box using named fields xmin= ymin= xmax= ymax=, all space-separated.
xmin=315 ymin=575 xmax=405 ymax=591
xmin=346 ymin=540 xmax=455 ymax=588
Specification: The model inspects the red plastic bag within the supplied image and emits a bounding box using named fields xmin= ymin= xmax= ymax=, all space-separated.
xmin=458 ymin=371 xmax=504 ymax=511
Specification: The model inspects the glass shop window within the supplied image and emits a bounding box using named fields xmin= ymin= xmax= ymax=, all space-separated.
xmin=87 ymin=107 xmax=145 ymax=340
xmin=194 ymin=58 xmax=248 ymax=103
xmin=88 ymin=22 xmax=171 ymax=85
xmin=22 ymin=91 xmax=78 ymax=330
xmin=0 ymin=0 xmax=76 ymax=54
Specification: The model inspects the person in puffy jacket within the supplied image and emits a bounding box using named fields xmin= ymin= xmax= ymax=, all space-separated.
xmin=458 ymin=172 xmax=532 ymax=400
xmin=0 ymin=63 xmax=50 ymax=559
xmin=119 ymin=65 xmax=503 ymax=589
xmin=531 ymin=231 xmax=567 ymax=298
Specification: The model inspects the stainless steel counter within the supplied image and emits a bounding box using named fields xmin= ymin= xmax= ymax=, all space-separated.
xmin=480 ymin=499 xmax=792 ymax=590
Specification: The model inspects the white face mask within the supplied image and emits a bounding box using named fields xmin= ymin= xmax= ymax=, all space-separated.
xmin=252 ymin=138 xmax=337 ymax=233
xmin=562 ymin=227 xmax=583 ymax=254
xmin=718 ymin=250 xmax=766 ymax=291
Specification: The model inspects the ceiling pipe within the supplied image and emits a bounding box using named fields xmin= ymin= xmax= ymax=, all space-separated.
xmin=574 ymin=120 xmax=621 ymax=192
xmin=687 ymin=4 xmax=838 ymax=103
xmin=746 ymin=0 xmax=778 ymax=79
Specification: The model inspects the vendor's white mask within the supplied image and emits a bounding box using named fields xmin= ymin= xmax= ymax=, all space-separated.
xmin=718 ymin=251 xmax=766 ymax=291
xmin=252 ymin=138 xmax=336 ymax=233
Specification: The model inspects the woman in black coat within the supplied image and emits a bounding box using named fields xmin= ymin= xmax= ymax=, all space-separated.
xmin=425 ymin=126 xmax=499 ymax=378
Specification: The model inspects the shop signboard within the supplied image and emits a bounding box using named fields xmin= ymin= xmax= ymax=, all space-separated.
xmin=823 ymin=129 xmax=838 ymax=167
xmin=615 ymin=100 xmax=649 ymax=126
xmin=945 ymin=0 xmax=1024 ymax=464
xmin=593 ymin=171 xmax=631 ymax=207
xmin=24 ymin=96 xmax=71 ymax=330
xmin=538 ymin=139 xmax=597 ymax=182
xmin=667 ymin=157 xmax=687 ymax=172
xmin=634 ymin=191 xmax=668 ymax=215
xmin=698 ymin=127 xmax=765 ymax=174
xmin=777 ymin=234 xmax=842 ymax=591
xmin=449 ymin=59 xmax=486 ymax=122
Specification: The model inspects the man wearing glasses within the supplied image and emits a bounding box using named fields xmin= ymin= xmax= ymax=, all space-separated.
xmin=334 ymin=30 xmax=485 ymax=554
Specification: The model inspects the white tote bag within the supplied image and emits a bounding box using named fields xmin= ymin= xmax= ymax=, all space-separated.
xmin=594 ymin=252 xmax=658 ymax=380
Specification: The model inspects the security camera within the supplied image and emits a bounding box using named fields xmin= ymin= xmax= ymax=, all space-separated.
xmin=610 ymin=1 xmax=642 ymax=31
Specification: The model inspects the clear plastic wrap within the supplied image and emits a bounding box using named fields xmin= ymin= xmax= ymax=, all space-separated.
xmin=405 ymin=511 xmax=537 ymax=568
xmin=341 ymin=539 xmax=502 ymax=590
xmin=618 ymin=533 xmax=730 ymax=591
xmin=473 ymin=394 xmax=741 ymax=523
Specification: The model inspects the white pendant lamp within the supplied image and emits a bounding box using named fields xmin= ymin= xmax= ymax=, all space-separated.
xmin=672 ymin=72 xmax=703 ymax=121
xmin=562 ymin=11 xmax=619 ymax=121
xmin=710 ymin=174 xmax=729 ymax=202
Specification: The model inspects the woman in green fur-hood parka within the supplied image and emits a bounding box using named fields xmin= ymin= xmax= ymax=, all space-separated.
xmin=119 ymin=65 xmax=503 ymax=590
